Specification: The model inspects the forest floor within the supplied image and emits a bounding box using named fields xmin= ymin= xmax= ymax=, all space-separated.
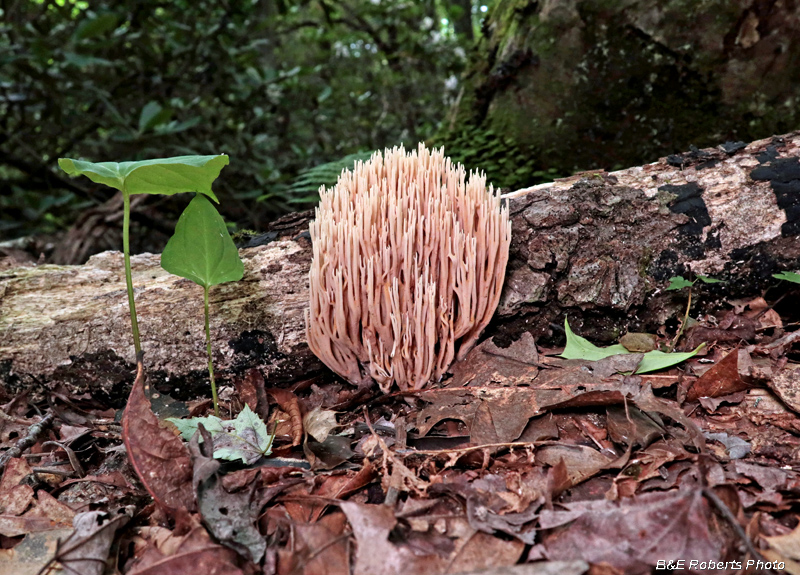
xmin=1 ymin=285 xmax=800 ymax=575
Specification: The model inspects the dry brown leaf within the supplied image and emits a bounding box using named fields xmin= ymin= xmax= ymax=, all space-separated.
xmin=450 ymin=333 xmax=541 ymax=387
xmin=127 ymin=520 xmax=244 ymax=575
xmin=47 ymin=510 xmax=130 ymax=575
xmin=0 ymin=483 xmax=34 ymax=515
xmin=767 ymin=363 xmax=800 ymax=414
xmin=415 ymin=375 xmax=640 ymax=445
xmin=303 ymin=406 xmax=339 ymax=443
xmin=341 ymin=501 xmax=448 ymax=575
xmin=0 ymin=458 xmax=32 ymax=490
xmin=277 ymin=512 xmax=350 ymax=575
xmin=122 ymin=361 xmax=195 ymax=513
xmin=536 ymin=444 xmax=615 ymax=492
xmin=0 ymin=528 xmax=74 ymax=575
xmin=686 ymin=349 xmax=751 ymax=402
xmin=534 ymin=489 xmax=725 ymax=572
xmin=763 ymin=521 xmax=800 ymax=561
xmin=265 ymin=387 xmax=303 ymax=446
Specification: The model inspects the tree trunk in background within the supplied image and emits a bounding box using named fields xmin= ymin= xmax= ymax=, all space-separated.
xmin=437 ymin=0 xmax=800 ymax=191
xmin=450 ymin=0 xmax=474 ymax=42
xmin=1 ymin=133 xmax=799 ymax=405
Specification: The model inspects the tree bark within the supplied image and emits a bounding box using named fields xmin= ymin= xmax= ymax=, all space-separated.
xmin=2 ymin=132 xmax=799 ymax=404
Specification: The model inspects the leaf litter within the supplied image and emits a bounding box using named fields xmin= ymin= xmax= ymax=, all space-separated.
xmin=1 ymin=283 xmax=800 ymax=574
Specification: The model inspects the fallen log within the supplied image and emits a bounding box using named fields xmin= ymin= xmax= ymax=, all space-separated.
xmin=2 ymin=132 xmax=799 ymax=404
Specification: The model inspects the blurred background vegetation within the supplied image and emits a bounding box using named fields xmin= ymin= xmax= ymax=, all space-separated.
xmin=3 ymin=0 xmax=800 ymax=263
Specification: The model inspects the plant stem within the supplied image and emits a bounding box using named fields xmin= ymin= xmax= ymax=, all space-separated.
xmin=122 ymin=191 xmax=142 ymax=356
xmin=204 ymin=286 xmax=219 ymax=416
xmin=668 ymin=288 xmax=692 ymax=352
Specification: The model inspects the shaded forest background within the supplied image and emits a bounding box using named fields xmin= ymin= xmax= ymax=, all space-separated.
xmin=3 ymin=0 xmax=800 ymax=264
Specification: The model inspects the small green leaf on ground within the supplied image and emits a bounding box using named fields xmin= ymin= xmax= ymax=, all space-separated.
xmin=635 ymin=349 xmax=702 ymax=374
xmin=58 ymin=155 xmax=228 ymax=200
xmin=560 ymin=319 xmax=701 ymax=374
xmin=561 ymin=319 xmax=628 ymax=362
xmin=160 ymin=194 xmax=244 ymax=289
xmin=774 ymin=271 xmax=800 ymax=284
xmin=696 ymin=275 xmax=723 ymax=284
xmin=666 ymin=276 xmax=695 ymax=291
xmin=167 ymin=405 xmax=274 ymax=465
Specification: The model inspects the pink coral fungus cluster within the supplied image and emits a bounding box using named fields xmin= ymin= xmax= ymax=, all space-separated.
xmin=306 ymin=144 xmax=511 ymax=392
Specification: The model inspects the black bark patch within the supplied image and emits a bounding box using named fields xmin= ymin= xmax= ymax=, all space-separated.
xmin=660 ymin=182 xmax=711 ymax=236
xmin=719 ymin=141 xmax=746 ymax=155
xmin=756 ymin=144 xmax=782 ymax=163
xmin=0 ymin=359 xmax=23 ymax=400
xmin=750 ymin=156 xmax=800 ymax=237
xmin=648 ymin=249 xmax=688 ymax=282
xmin=666 ymin=145 xmax=713 ymax=169
xmin=228 ymin=330 xmax=324 ymax=386
xmin=51 ymin=350 xmax=136 ymax=407
xmin=697 ymin=158 xmax=720 ymax=170
xmin=705 ymin=227 xmax=722 ymax=249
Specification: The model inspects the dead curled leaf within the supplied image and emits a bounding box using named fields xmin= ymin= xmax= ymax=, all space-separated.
xmin=47 ymin=509 xmax=131 ymax=575
xmin=122 ymin=361 xmax=195 ymax=513
xmin=265 ymin=388 xmax=303 ymax=446
xmin=303 ymin=406 xmax=339 ymax=443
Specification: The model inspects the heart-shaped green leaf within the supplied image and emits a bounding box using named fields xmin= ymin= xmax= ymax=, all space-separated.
xmin=58 ymin=154 xmax=228 ymax=201
xmin=666 ymin=276 xmax=695 ymax=291
xmin=161 ymin=194 xmax=244 ymax=288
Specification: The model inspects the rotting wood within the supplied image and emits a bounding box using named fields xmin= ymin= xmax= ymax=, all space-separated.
xmin=2 ymin=132 xmax=799 ymax=403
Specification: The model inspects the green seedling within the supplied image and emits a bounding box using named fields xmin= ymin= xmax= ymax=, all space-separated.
xmin=665 ymin=274 xmax=724 ymax=350
xmin=666 ymin=274 xmax=723 ymax=291
xmin=168 ymin=405 xmax=275 ymax=465
xmin=161 ymin=194 xmax=244 ymax=415
xmin=559 ymin=318 xmax=701 ymax=374
xmin=58 ymin=155 xmax=229 ymax=357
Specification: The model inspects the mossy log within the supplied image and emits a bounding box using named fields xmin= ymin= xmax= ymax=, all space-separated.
xmin=2 ymin=133 xmax=799 ymax=404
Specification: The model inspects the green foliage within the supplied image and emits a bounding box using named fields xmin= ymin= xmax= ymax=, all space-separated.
xmin=167 ymin=405 xmax=275 ymax=465
xmin=59 ymin=153 xmax=230 ymax=358
xmin=432 ymin=124 xmax=564 ymax=190
xmin=161 ymin=193 xmax=243 ymax=415
xmin=1 ymin=0 xmax=477 ymax=241
xmin=696 ymin=275 xmax=723 ymax=284
xmin=773 ymin=271 xmax=800 ymax=284
xmin=666 ymin=276 xmax=696 ymax=291
xmin=58 ymin=155 xmax=228 ymax=200
xmin=161 ymin=194 xmax=243 ymax=289
xmin=666 ymin=275 xmax=724 ymax=290
xmin=277 ymin=151 xmax=375 ymax=203
xmin=560 ymin=319 xmax=701 ymax=374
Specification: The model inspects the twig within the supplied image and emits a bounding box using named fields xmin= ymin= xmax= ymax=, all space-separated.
xmin=0 ymin=408 xmax=32 ymax=425
xmin=0 ymin=412 xmax=55 ymax=475
xmin=42 ymin=441 xmax=85 ymax=478
xmin=760 ymin=329 xmax=800 ymax=351
xmin=702 ymin=487 xmax=775 ymax=575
